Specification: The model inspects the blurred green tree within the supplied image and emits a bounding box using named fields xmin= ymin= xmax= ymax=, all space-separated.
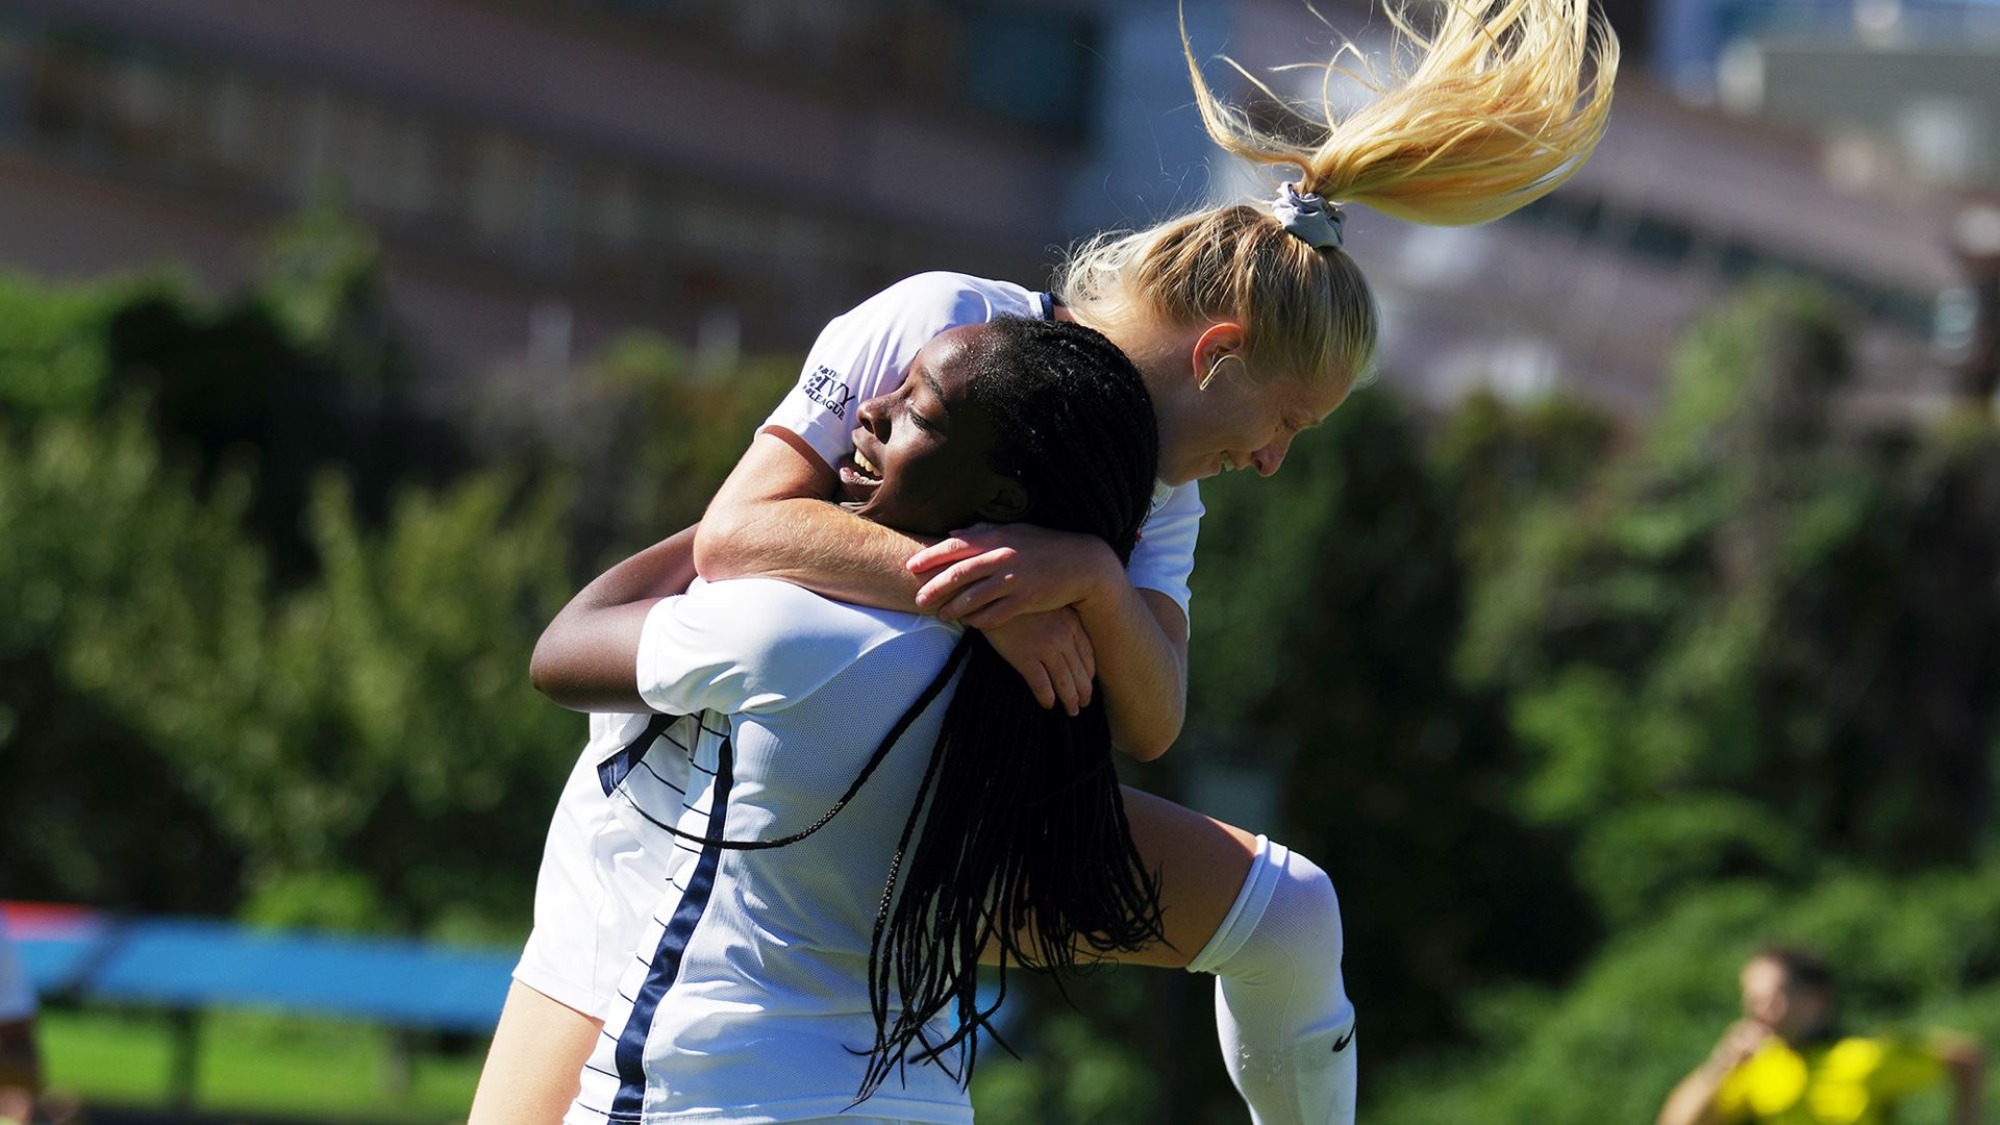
xmin=1370 ymin=872 xmax=2000 ymax=1125
xmin=1195 ymin=388 xmax=1593 ymax=1066
xmin=970 ymin=383 xmax=1599 ymax=1123
xmin=7 ymin=203 xmax=1998 ymax=1125
xmin=0 ymin=205 xmax=800 ymax=939
xmin=1461 ymin=282 xmax=1999 ymax=889
xmin=0 ymin=403 xmax=252 ymax=912
xmin=1376 ymin=281 xmax=2000 ymax=1120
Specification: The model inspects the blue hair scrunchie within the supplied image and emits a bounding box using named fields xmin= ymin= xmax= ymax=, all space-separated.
xmin=1273 ymin=182 xmax=1345 ymax=251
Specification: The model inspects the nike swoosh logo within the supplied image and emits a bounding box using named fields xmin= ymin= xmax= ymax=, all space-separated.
xmin=1332 ymin=1028 xmax=1355 ymax=1053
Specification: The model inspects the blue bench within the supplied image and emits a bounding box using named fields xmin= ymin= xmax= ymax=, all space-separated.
xmin=4 ymin=901 xmax=516 ymax=1104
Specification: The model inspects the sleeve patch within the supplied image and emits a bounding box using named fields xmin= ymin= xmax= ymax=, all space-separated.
xmin=801 ymin=365 xmax=854 ymax=418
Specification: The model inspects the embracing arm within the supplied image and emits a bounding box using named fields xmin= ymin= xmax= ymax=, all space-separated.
xmin=530 ymin=526 xmax=698 ymax=712
xmin=695 ymin=430 xmax=934 ymax=607
xmin=700 ymin=431 xmax=1187 ymax=753
xmin=910 ymin=526 xmax=1188 ymax=761
xmin=1079 ymin=585 xmax=1187 ymax=761
xmin=534 ymin=433 xmax=927 ymax=712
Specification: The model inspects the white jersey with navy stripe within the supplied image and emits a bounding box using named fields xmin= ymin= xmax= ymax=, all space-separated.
xmin=568 ymin=578 xmax=973 ymax=1125
xmin=515 ymin=709 xmax=704 ymax=1017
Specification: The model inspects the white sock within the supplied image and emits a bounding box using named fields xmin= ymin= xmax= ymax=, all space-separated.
xmin=1183 ymin=837 xmax=1357 ymax=1125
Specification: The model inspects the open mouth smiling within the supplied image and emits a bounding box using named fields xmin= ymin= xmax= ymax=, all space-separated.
xmin=852 ymin=448 xmax=883 ymax=481
xmin=837 ymin=444 xmax=885 ymax=504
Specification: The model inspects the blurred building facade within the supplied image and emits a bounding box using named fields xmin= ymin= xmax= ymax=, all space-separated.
xmin=0 ymin=0 xmax=1991 ymax=420
xmin=1216 ymin=0 xmax=1991 ymax=417
xmin=1652 ymin=0 xmax=2000 ymax=105
xmin=0 ymin=0 xmax=1137 ymax=388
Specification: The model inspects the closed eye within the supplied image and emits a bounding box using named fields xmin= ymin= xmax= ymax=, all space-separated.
xmin=912 ymin=372 xmax=949 ymax=433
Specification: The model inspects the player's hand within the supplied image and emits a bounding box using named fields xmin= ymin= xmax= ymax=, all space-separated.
xmin=980 ymin=608 xmax=1096 ymax=715
xmin=1710 ymin=1019 xmax=1772 ymax=1071
xmin=907 ymin=523 xmax=1114 ymax=629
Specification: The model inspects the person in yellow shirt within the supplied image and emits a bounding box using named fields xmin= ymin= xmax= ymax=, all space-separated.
xmin=1658 ymin=947 xmax=1984 ymax=1125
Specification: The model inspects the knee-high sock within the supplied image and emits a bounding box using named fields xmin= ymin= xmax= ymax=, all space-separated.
xmin=1183 ymin=837 xmax=1356 ymax=1125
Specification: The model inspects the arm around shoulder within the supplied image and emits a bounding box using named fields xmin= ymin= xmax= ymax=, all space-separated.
xmin=1048 ymin=538 xmax=1185 ymax=761
xmin=530 ymin=526 xmax=698 ymax=712
xmin=1089 ymin=587 xmax=1188 ymax=761
xmin=910 ymin=522 xmax=1189 ymax=759
xmin=695 ymin=430 xmax=935 ymax=610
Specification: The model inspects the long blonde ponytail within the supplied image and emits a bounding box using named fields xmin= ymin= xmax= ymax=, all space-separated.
xmin=1058 ymin=0 xmax=1618 ymax=393
xmin=1190 ymin=0 xmax=1619 ymax=224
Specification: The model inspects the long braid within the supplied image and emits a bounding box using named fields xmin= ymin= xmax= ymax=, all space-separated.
xmin=856 ymin=317 xmax=1164 ymax=1098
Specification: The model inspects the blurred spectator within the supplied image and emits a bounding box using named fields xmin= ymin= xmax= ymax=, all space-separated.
xmin=0 ymin=918 xmax=40 ymax=1125
xmin=1658 ymin=946 xmax=1984 ymax=1125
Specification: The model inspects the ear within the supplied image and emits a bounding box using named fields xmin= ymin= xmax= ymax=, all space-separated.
xmin=976 ymin=475 xmax=1031 ymax=524
xmin=1191 ymin=321 xmax=1247 ymax=390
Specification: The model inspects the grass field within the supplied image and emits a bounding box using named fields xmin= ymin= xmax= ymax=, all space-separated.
xmin=39 ymin=1007 xmax=484 ymax=1121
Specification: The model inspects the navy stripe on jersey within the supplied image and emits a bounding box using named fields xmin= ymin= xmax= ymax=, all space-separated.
xmin=637 ymin=757 xmax=685 ymax=795
xmin=598 ymin=713 xmax=675 ymax=796
xmin=606 ymin=736 xmax=735 ymax=1122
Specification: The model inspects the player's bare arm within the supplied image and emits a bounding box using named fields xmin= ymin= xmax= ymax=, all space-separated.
xmin=696 ymin=429 xmax=939 ymax=605
xmin=910 ymin=523 xmax=1187 ymax=759
xmin=530 ymin=525 xmax=697 ymax=711
xmin=1657 ymin=1019 xmax=1768 ymax=1125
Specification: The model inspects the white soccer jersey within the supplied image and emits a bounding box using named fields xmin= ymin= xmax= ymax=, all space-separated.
xmin=516 ymin=710 xmax=702 ymax=1017
xmin=567 ymin=578 xmax=973 ymax=1125
xmin=763 ymin=271 xmax=1202 ymax=619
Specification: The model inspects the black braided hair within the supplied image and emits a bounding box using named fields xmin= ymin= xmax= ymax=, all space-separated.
xmin=856 ymin=316 xmax=1164 ymax=1098
xmin=629 ymin=316 xmax=1164 ymax=1098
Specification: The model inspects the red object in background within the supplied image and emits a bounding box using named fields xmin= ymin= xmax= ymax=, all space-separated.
xmin=0 ymin=902 xmax=103 ymax=938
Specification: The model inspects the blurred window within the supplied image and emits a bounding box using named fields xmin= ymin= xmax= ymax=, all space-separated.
xmin=1716 ymin=237 xmax=1761 ymax=282
xmin=469 ymin=132 xmax=537 ymax=244
xmin=585 ymin=168 xmax=643 ymax=252
xmin=0 ymin=18 xmax=29 ymax=141
xmin=528 ymin=151 xmax=581 ymax=271
xmin=203 ymin=73 xmax=259 ymax=166
xmin=1627 ymin=214 xmax=1695 ymax=264
xmin=0 ymin=8 xmax=1050 ymax=297
xmin=1511 ymin=188 xmax=1935 ymax=339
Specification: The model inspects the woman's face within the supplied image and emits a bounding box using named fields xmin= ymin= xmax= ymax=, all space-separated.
xmin=1739 ymin=956 xmax=1831 ymax=1041
xmin=1159 ymin=365 xmax=1346 ymax=486
xmin=1739 ymin=956 xmax=1791 ymax=1030
xmin=1122 ymin=317 xmax=1349 ymax=486
xmin=837 ymin=325 xmax=1023 ymax=536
